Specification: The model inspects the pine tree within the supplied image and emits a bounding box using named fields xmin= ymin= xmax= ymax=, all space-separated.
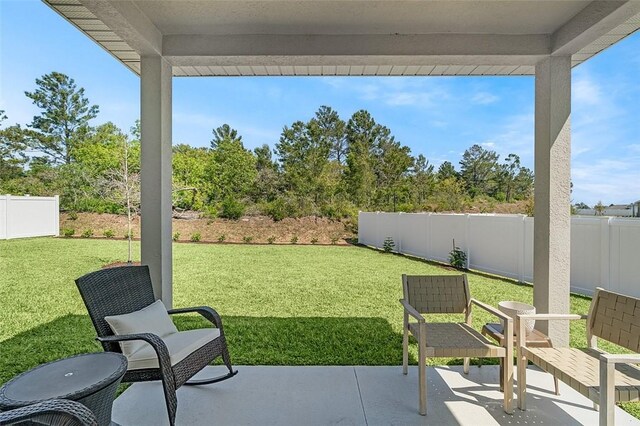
xmin=24 ymin=72 xmax=99 ymax=164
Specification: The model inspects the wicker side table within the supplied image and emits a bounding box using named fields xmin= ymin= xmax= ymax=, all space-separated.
xmin=482 ymin=323 xmax=560 ymax=395
xmin=0 ymin=353 xmax=127 ymax=426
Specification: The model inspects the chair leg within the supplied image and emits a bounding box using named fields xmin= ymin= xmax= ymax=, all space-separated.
xmin=499 ymin=358 xmax=504 ymax=392
xmin=418 ymin=340 xmax=426 ymax=416
xmin=184 ymin=342 xmax=238 ymax=386
xmin=503 ymin=355 xmax=513 ymax=414
xmin=600 ymin=360 xmax=615 ymax=426
xmin=160 ymin=375 xmax=178 ymax=426
xmin=463 ymin=357 xmax=470 ymax=374
xmin=221 ymin=341 xmax=236 ymax=376
xmin=517 ymin=353 xmax=527 ymax=410
xmin=402 ymin=323 xmax=409 ymax=375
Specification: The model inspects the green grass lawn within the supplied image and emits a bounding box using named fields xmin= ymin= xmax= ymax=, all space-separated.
xmin=1 ymin=237 xmax=638 ymax=417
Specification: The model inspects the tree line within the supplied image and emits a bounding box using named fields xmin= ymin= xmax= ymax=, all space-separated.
xmin=0 ymin=72 xmax=534 ymax=221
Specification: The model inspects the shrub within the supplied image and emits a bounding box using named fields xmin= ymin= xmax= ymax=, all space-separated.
xmin=190 ymin=232 xmax=201 ymax=242
xmin=68 ymin=211 xmax=78 ymax=221
xmin=217 ymin=234 xmax=226 ymax=243
xmin=62 ymin=228 xmax=75 ymax=238
xmin=523 ymin=198 xmax=534 ymax=217
xmin=262 ymin=197 xmax=302 ymax=221
xmin=396 ymin=203 xmax=416 ymax=213
xmin=330 ymin=236 xmax=339 ymax=245
xmin=103 ymin=229 xmax=115 ymax=238
xmin=81 ymin=229 xmax=94 ymax=238
xmin=263 ymin=198 xmax=288 ymax=221
xmin=344 ymin=211 xmax=359 ymax=234
xmin=320 ymin=200 xmax=357 ymax=220
xmin=448 ymin=239 xmax=467 ymax=269
xmin=242 ymin=235 xmax=253 ymax=244
xmin=311 ymin=238 xmax=319 ymax=245
xmin=383 ymin=237 xmax=395 ymax=253
xmin=201 ymin=205 xmax=218 ymax=219
xmin=123 ymin=231 xmax=134 ymax=240
xmin=290 ymin=235 xmax=298 ymax=244
xmin=173 ymin=232 xmax=180 ymax=242
xmin=494 ymin=192 xmax=507 ymax=202
xmin=219 ymin=196 xmax=245 ymax=220
xmin=267 ymin=236 xmax=276 ymax=244
xmin=71 ymin=198 xmax=121 ymax=214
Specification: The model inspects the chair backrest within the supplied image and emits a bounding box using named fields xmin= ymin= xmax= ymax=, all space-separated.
xmin=75 ymin=265 xmax=156 ymax=352
xmin=589 ymin=287 xmax=640 ymax=352
xmin=402 ymin=274 xmax=470 ymax=314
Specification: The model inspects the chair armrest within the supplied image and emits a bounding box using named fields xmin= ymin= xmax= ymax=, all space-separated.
xmin=98 ymin=333 xmax=170 ymax=366
xmin=0 ymin=399 xmax=98 ymax=426
xmin=516 ymin=314 xmax=586 ymax=349
xmin=168 ymin=306 xmax=223 ymax=329
xmin=470 ymin=299 xmax=511 ymax=323
xmin=98 ymin=333 xmax=175 ymax=385
xmin=400 ymin=299 xmax=425 ymax=323
xmin=470 ymin=299 xmax=513 ymax=350
xmin=600 ymin=353 xmax=640 ymax=364
xmin=517 ymin=313 xmax=586 ymax=322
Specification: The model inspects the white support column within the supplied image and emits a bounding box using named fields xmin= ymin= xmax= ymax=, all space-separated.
xmin=140 ymin=55 xmax=173 ymax=307
xmin=533 ymin=56 xmax=572 ymax=346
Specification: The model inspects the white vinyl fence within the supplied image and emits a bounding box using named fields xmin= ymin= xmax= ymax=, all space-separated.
xmin=358 ymin=212 xmax=640 ymax=298
xmin=0 ymin=195 xmax=59 ymax=239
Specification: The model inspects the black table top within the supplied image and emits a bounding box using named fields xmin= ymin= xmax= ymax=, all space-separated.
xmin=0 ymin=352 xmax=127 ymax=408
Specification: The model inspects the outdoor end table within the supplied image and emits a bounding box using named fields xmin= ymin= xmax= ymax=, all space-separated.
xmin=0 ymin=352 xmax=127 ymax=426
xmin=481 ymin=323 xmax=560 ymax=395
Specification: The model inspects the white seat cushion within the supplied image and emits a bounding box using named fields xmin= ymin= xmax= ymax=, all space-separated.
xmin=126 ymin=328 xmax=221 ymax=370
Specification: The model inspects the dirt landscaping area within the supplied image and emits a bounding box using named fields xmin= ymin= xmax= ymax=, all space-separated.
xmin=60 ymin=213 xmax=356 ymax=245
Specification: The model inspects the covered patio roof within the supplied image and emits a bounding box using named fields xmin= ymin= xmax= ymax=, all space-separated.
xmin=46 ymin=0 xmax=640 ymax=76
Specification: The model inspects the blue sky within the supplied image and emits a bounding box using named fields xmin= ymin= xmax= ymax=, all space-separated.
xmin=1 ymin=0 xmax=639 ymax=206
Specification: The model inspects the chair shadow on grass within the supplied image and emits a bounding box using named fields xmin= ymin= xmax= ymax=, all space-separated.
xmin=174 ymin=314 xmax=412 ymax=366
xmin=0 ymin=313 xmax=415 ymax=386
xmin=0 ymin=314 xmax=101 ymax=385
xmin=1 ymin=312 xmax=506 ymax=386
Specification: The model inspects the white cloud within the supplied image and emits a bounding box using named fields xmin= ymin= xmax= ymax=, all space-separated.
xmin=571 ymin=69 xmax=626 ymax=159
xmin=430 ymin=120 xmax=449 ymax=128
xmin=572 ymin=157 xmax=640 ymax=205
xmin=485 ymin=112 xmax=535 ymax=163
xmin=573 ymin=74 xmax=602 ymax=105
xmin=321 ymin=77 xmax=450 ymax=108
xmin=385 ymin=91 xmax=435 ymax=106
xmin=173 ymin=110 xmax=280 ymax=149
xmin=471 ymin=91 xmax=499 ymax=105
xmin=173 ymin=111 xmax=222 ymax=128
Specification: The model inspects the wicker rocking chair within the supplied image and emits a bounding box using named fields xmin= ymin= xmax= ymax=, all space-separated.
xmin=75 ymin=266 xmax=237 ymax=426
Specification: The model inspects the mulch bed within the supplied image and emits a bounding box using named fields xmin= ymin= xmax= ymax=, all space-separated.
xmin=61 ymin=213 xmax=355 ymax=245
xmin=102 ymin=261 xmax=142 ymax=269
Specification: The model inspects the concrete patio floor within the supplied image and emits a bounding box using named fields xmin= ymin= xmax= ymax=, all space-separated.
xmin=113 ymin=365 xmax=639 ymax=425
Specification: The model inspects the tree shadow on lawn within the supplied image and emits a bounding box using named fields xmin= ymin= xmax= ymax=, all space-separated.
xmin=1 ymin=313 xmax=490 ymax=386
xmin=0 ymin=314 xmax=101 ymax=385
